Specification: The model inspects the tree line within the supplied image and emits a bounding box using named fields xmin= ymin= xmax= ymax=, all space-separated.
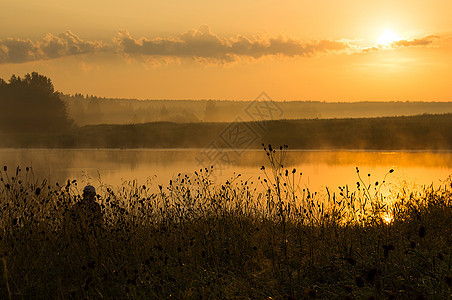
xmin=0 ymin=72 xmax=73 ymax=133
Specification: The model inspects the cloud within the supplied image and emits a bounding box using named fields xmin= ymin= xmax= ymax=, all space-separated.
xmin=391 ymin=35 xmax=438 ymax=48
xmin=358 ymin=35 xmax=441 ymax=54
xmin=0 ymin=27 xmax=446 ymax=65
xmin=361 ymin=46 xmax=380 ymax=53
xmin=0 ymin=31 xmax=106 ymax=64
xmin=114 ymin=25 xmax=352 ymax=63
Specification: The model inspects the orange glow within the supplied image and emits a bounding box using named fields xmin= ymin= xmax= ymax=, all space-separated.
xmin=382 ymin=212 xmax=394 ymax=224
xmin=0 ymin=1 xmax=451 ymax=101
xmin=376 ymin=29 xmax=401 ymax=46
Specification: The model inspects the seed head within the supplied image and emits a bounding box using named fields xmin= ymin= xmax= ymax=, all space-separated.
xmin=419 ymin=226 xmax=426 ymax=238
xmin=355 ymin=275 xmax=365 ymax=288
xmin=346 ymin=257 xmax=356 ymax=266
xmin=446 ymin=276 xmax=451 ymax=287
xmin=367 ymin=268 xmax=378 ymax=283
xmin=308 ymin=289 xmax=316 ymax=298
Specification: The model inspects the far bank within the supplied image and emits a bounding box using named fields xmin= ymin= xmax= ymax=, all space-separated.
xmin=1 ymin=114 xmax=452 ymax=150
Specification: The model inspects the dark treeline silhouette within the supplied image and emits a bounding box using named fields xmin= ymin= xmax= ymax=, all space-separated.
xmin=1 ymin=73 xmax=452 ymax=150
xmin=71 ymin=114 xmax=452 ymax=150
xmin=61 ymin=94 xmax=452 ymax=126
xmin=1 ymin=113 xmax=452 ymax=150
xmin=0 ymin=72 xmax=73 ymax=134
xmin=62 ymin=95 xmax=202 ymax=125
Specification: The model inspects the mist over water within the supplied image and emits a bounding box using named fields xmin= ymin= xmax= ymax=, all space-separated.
xmin=1 ymin=149 xmax=451 ymax=193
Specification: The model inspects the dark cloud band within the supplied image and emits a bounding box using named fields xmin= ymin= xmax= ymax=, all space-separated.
xmin=392 ymin=35 xmax=438 ymax=48
xmin=0 ymin=31 xmax=106 ymax=64
xmin=115 ymin=25 xmax=351 ymax=61
xmin=0 ymin=27 xmax=443 ymax=65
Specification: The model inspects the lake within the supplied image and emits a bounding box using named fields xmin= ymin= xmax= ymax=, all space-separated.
xmin=1 ymin=149 xmax=452 ymax=195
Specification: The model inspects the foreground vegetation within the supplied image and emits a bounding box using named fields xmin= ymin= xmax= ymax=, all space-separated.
xmin=0 ymin=146 xmax=451 ymax=298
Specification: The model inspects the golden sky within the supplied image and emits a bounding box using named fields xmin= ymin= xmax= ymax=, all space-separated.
xmin=1 ymin=0 xmax=451 ymax=101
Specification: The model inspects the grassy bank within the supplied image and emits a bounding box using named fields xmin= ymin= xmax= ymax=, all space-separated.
xmin=2 ymin=113 xmax=452 ymax=150
xmin=0 ymin=146 xmax=451 ymax=298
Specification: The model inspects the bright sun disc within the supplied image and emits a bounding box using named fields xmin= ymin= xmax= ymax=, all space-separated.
xmin=376 ymin=29 xmax=400 ymax=45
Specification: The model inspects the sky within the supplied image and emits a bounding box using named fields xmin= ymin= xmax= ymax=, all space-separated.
xmin=1 ymin=0 xmax=451 ymax=101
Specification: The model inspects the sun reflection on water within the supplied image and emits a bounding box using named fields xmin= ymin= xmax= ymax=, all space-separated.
xmin=382 ymin=212 xmax=394 ymax=224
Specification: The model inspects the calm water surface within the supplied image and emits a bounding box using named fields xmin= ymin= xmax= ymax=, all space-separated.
xmin=1 ymin=149 xmax=451 ymax=193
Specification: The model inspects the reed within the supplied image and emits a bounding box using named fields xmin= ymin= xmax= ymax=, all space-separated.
xmin=0 ymin=146 xmax=450 ymax=298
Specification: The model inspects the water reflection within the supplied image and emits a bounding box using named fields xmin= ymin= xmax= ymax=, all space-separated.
xmin=0 ymin=149 xmax=451 ymax=193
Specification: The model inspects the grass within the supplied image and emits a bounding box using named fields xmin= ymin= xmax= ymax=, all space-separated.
xmin=0 ymin=146 xmax=451 ymax=298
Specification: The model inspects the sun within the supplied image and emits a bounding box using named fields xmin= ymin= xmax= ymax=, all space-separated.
xmin=376 ymin=29 xmax=401 ymax=46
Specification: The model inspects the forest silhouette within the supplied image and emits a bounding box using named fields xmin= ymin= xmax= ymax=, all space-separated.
xmin=1 ymin=73 xmax=452 ymax=150
xmin=0 ymin=72 xmax=72 ymax=134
